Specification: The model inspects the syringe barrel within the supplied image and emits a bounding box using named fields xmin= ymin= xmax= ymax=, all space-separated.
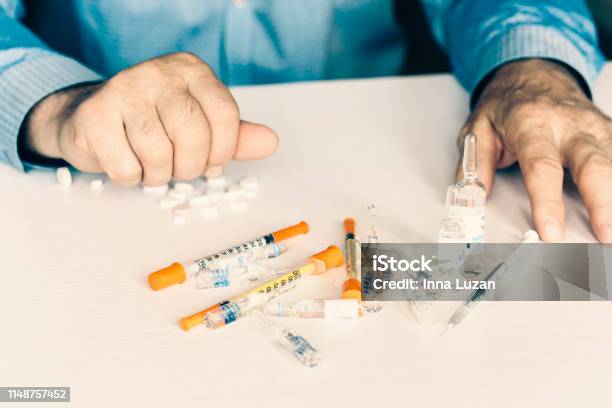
xmin=205 ymin=293 xmax=271 ymax=329
xmin=345 ymin=238 xmax=361 ymax=281
xmin=194 ymin=243 xmax=287 ymax=288
xmin=191 ymin=221 xmax=307 ymax=273
xmin=190 ymin=235 xmax=271 ymax=273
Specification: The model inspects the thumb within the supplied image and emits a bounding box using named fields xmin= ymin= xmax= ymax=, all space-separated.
xmin=234 ymin=120 xmax=279 ymax=161
xmin=455 ymin=113 xmax=500 ymax=196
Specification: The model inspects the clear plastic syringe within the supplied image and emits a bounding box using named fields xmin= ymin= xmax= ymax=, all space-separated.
xmin=263 ymin=299 xmax=383 ymax=318
xmin=148 ymin=221 xmax=308 ymax=291
xmin=253 ymin=309 xmax=321 ymax=367
xmin=342 ymin=218 xmax=362 ymax=299
xmin=441 ymin=229 xmax=541 ymax=335
xmin=441 ymin=261 xmax=505 ymax=335
xmin=179 ymin=246 xmax=344 ymax=331
xmin=194 ymin=243 xmax=289 ymax=289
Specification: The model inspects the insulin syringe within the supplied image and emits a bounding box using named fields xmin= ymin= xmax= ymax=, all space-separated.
xmin=179 ymin=245 xmax=344 ymax=331
xmin=441 ymin=261 xmax=505 ymax=335
xmin=148 ymin=221 xmax=309 ymax=291
xmin=442 ymin=229 xmax=540 ymax=334
xmin=342 ymin=218 xmax=362 ymax=299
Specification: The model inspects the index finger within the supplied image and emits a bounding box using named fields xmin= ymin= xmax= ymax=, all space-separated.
xmin=514 ymin=123 xmax=565 ymax=242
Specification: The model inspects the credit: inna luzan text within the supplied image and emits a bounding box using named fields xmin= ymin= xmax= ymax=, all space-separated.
xmin=370 ymin=254 xmax=495 ymax=291
xmin=371 ymin=278 xmax=495 ymax=291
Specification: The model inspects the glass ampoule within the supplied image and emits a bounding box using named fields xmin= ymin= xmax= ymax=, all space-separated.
xmin=448 ymin=133 xmax=486 ymax=243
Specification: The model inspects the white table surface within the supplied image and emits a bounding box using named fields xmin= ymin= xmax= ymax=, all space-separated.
xmin=2 ymin=64 xmax=612 ymax=408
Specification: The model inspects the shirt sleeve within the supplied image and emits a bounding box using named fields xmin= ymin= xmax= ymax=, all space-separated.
xmin=0 ymin=3 xmax=102 ymax=172
xmin=419 ymin=0 xmax=605 ymax=98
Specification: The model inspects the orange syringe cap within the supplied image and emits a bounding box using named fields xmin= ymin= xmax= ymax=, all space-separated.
xmin=179 ymin=304 xmax=220 ymax=331
xmin=271 ymin=221 xmax=309 ymax=242
xmin=309 ymin=245 xmax=344 ymax=271
xmin=148 ymin=262 xmax=186 ymax=291
xmin=342 ymin=278 xmax=362 ymax=300
xmin=343 ymin=217 xmax=356 ymax=235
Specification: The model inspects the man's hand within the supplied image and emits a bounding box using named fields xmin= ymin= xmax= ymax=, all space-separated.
xmin=458 ymin=59 xmax=612 ymax=242
xmin=22 ymin=52 xmax=278 ymax=186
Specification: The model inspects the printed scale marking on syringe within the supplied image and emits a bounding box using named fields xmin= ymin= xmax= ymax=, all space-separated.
xmin=194 ymin=237 xmax=269 ymax=270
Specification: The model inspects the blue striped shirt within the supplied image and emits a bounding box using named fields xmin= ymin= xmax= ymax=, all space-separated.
xmin=0 ymin=0 xmax=605 ymax=170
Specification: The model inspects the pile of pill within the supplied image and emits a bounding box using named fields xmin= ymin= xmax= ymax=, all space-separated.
xmin=145 ymin=174 xmax=259 ymax=226
xmin=55 ymin=167 xmax=259 ymax=226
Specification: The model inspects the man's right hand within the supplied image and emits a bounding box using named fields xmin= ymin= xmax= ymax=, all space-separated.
xmin=22 ymin=52 xmax=279 ymax=186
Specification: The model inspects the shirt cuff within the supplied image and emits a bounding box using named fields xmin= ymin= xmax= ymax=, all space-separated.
xmin=0 ymin=52 xmax=103 ymax=172
xmin=464 ymin=25 xmax=604 ymax=107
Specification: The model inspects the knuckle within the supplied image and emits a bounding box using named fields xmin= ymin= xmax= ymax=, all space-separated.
xmin=521 ymin=155 xmax=563 ymax=176
xmin=510 ymin=100 xmax=549 ymax=119
xmin=137 ymin=62 xmax=166 ymax=81
xmin=574 ymin=152 xmax=612 ymax=185
xmin=136 ymin=117 xmax=162 ymax=138
xmin=110 ymin=161 xmax=142 ymax=185
xmin=180 ymin=96 xmax=203 ymax=118
xmin=167 ymin=52 xmax=212 ymax=75
xmin=214 ymin=98 xmax=240 ymax=125
xmin=534 ymin=198 xmax=565 ymax=217
xmin=106 ymin=69 xmax=133 ymax=90
xmin=173 ymin=51 xmax=201 ymax=64
xmin=109 ymin=63 xmax=165 ymax=92
xmin=504 ymin=98 xmax=556 ymax=125
xmin=582 ymin=152 xmax=612 ymax=172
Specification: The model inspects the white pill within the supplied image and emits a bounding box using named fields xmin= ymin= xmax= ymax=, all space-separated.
xmin=89 ymin=179 xmax=104 ymax=191
xmin=143 ymin=184 xmax=169 ymax=195
xmin=228 ymin=200 xmax=249 ymax=212
xmin=245 ymin=190 xmax=257 ymax=200
xmin=206 ymin=187 xmax=224 ymax=202
xmin=189 ymin=194 xmax=213 ymax=207
xmin=207 ymin=176 xmax=227 ymax=188
xmin=172 ymin=182 xmax=194 ymax=193
xmin=224 ymin=184 xmax=246 ymax=200
xmin=199 ymin=205 xmax=219 ymax=219
xmin=56 ymin=167 xmax=72 ymax=188
xmin=172 ymin=215 xmax=187 ymax=226
xmin=523 ymin=229 xmax=540 ymax=243
xmin=159 ymin=196 xmax=181 ymax=209
xmin=173 ymin=203 xmax=193 ymax=216
xmin=239 ymin=176 xmax=259 ymax=191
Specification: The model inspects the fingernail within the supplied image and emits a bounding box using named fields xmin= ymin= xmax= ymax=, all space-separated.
xmin=204 ymin=166 xmax=223 ymax=178
xmin=544 ymin=219 xmax=562 ymax=242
